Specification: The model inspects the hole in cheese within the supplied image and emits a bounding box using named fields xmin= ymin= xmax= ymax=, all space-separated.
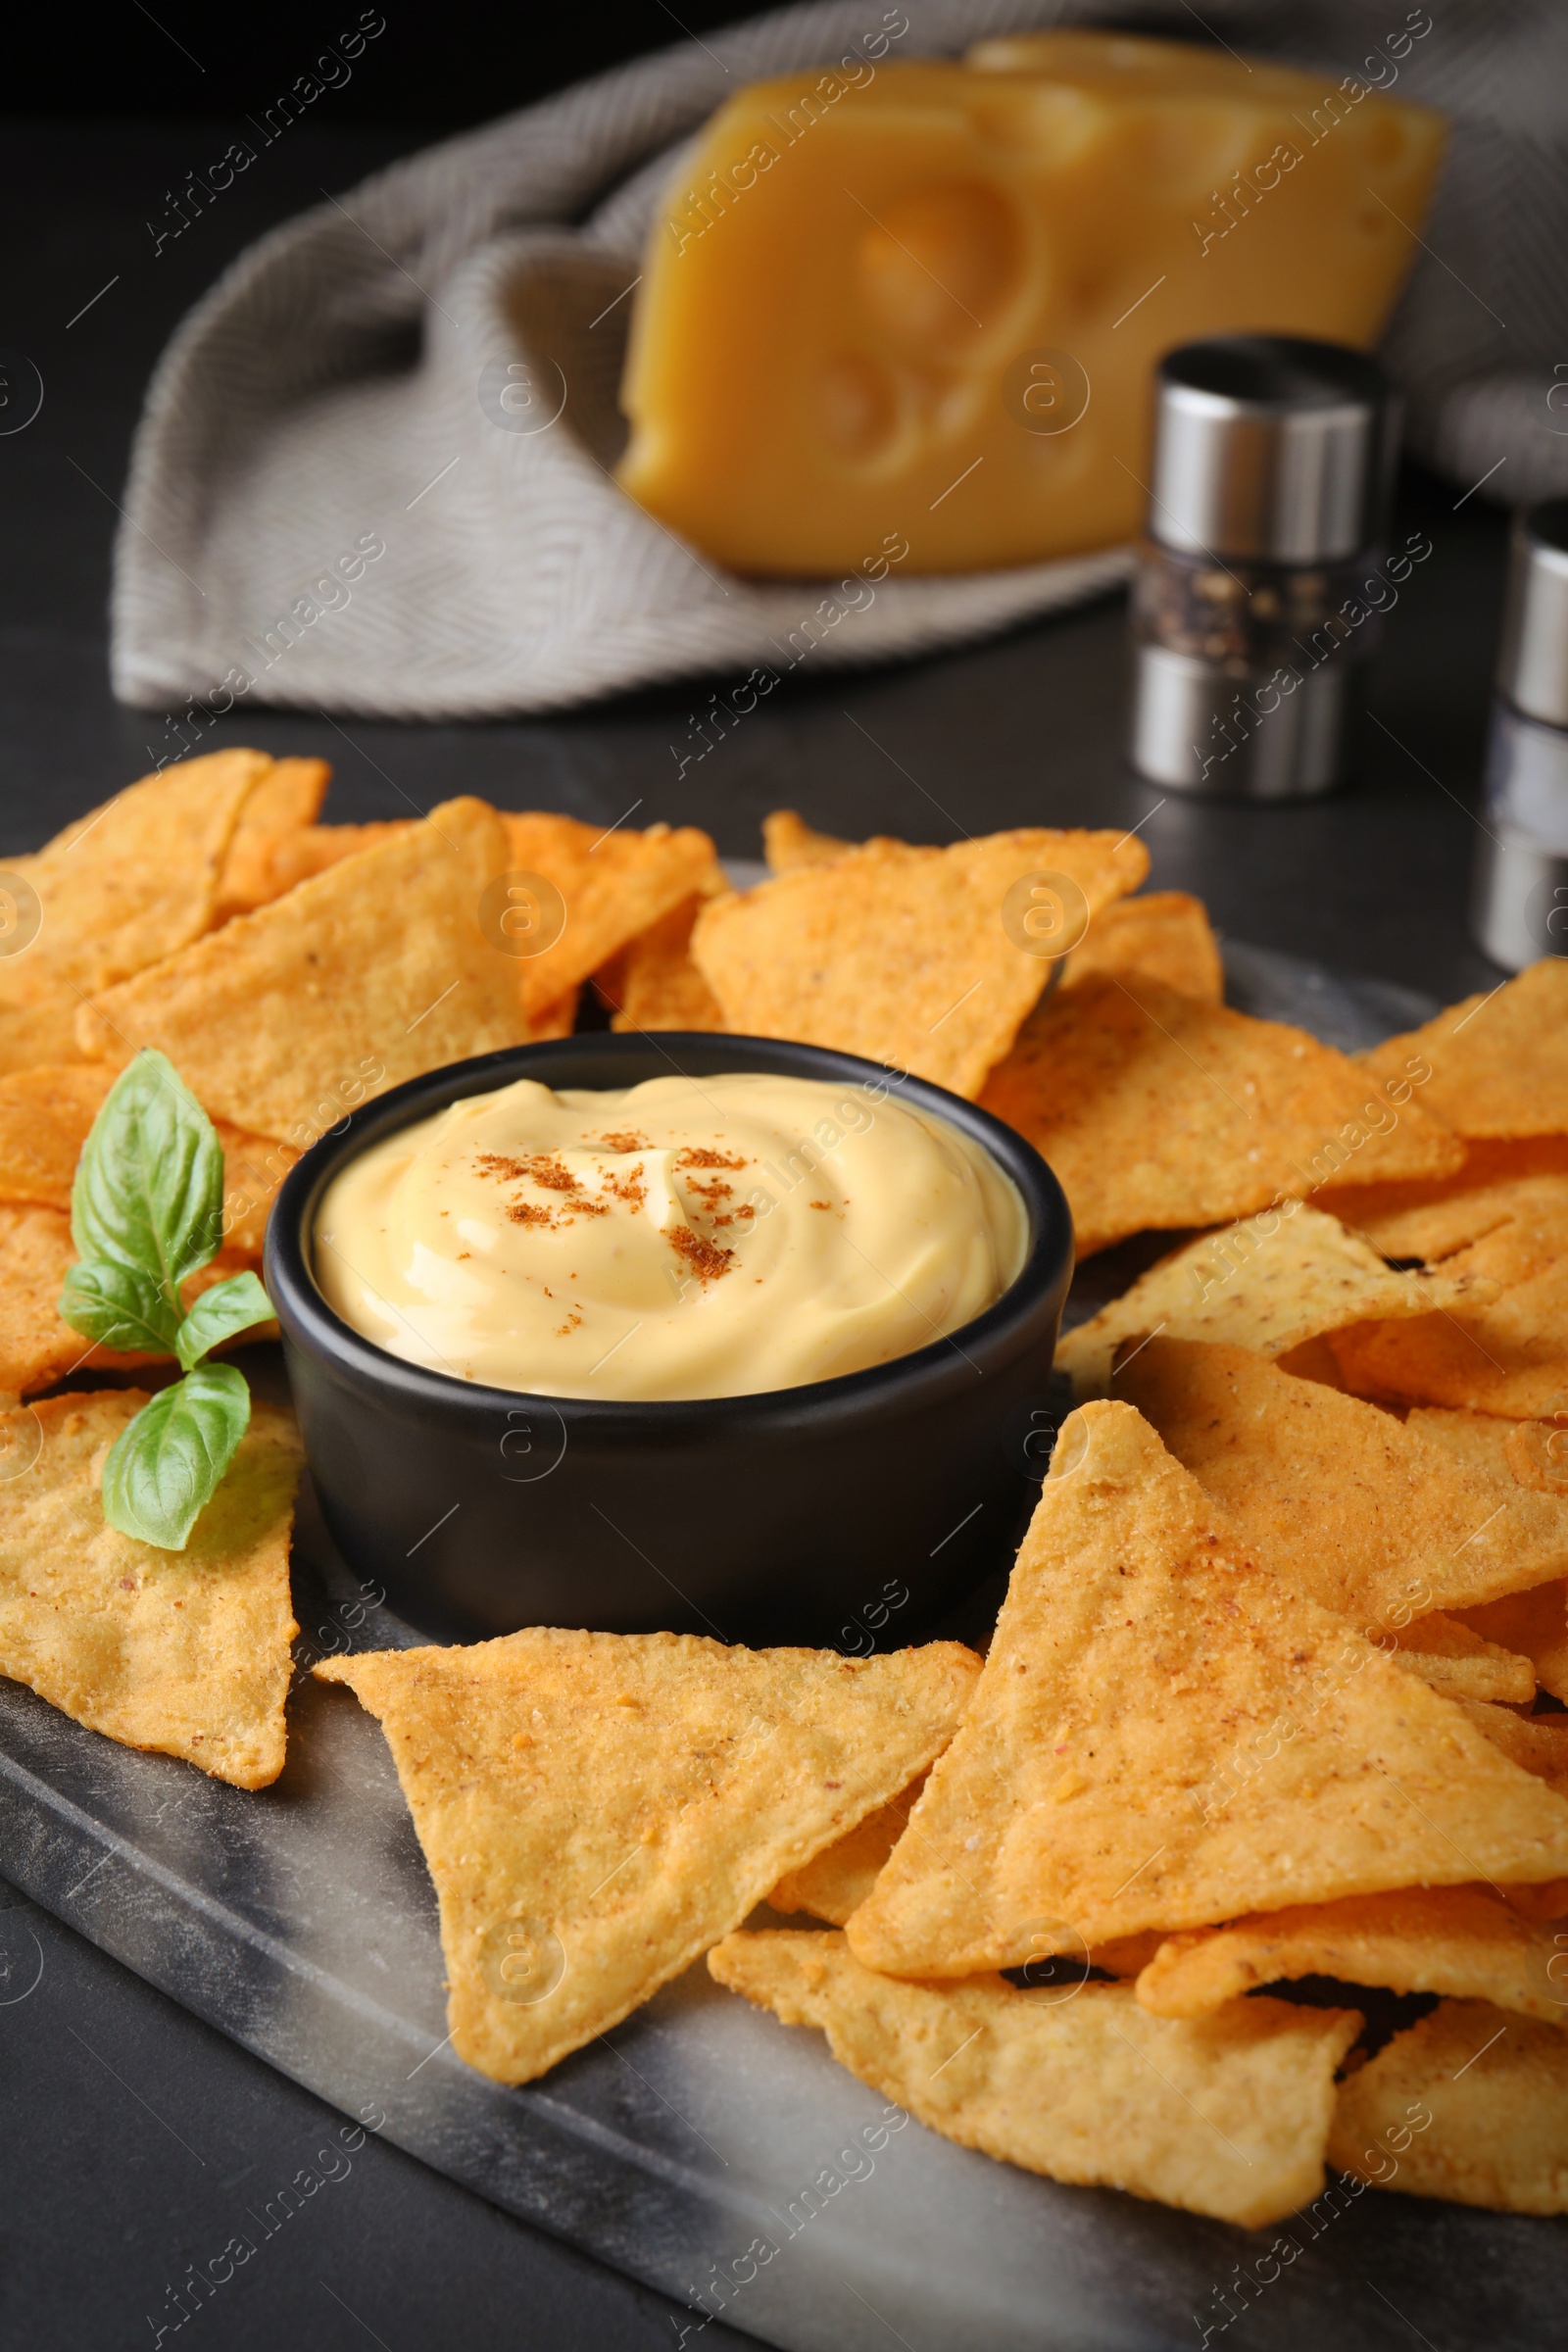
xmin=856 ymin=181 xmax=1025 ymax=350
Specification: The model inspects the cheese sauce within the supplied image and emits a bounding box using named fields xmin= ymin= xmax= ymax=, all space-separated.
xmin=313 ymin=1071 xmax=1026 ymax=1399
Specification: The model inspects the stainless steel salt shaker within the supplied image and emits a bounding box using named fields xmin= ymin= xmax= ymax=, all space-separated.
xmin=1129 ymin=335 xmax=1399 ymax=799
xmin=1471 ymin=500 xmax=1568 ymax=969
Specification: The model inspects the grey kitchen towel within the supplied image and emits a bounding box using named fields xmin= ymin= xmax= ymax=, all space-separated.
xmin=112 ymin=0 xmax=1565 ymax=721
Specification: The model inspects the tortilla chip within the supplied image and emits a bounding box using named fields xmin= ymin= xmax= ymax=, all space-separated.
xmin=212 ymin=1130 xmax=298 ymax=1263
xmin=1454 ymin=1585 xmax=1568 ymax=1704
xmin=528 ymin=990 xmax=580 ymax=1042
xmin=1388 ymin=1612 xmax=1535 ymax=1704
xmin=846 ymin=1404 xmax=1568 ymax=1980
xmin=766 ymin=1786 xmax=1163 ymax=1976
xmin=1455 ymin=1698 xmax=1568 ymax=1800
xmin=1113 ymin=1339 xmax=1568 ymax=1621
xmin=314 ymin=1629 xmax=980 ymax=2084
xmin=0 ymin=1000 xmax=90 ymax=1083
xmin=1139 ymin=1884 xmax=1568 ymax=2027
xmin=0 ymin=751 xmax=270 ymax=1076
xmin=692 ymin=830 xmax=1149 ymax=1102
xmin=75 ymin=801 xmax=526 ymax=1144
xmin=1329 ymin=1998 xmax=1568 ymax=2212
xmin=0 ymin=1392 xmax=301 ymax=1787
xmin=606 ymin=902 xmax=728 ymax=1033
xmin=1503 ymin=1883 xmax=1568 ymax=1923
xmin=766 ymin=1794 xmax=1164 ymax=1980
xmin=769 ymin=1771 xmax=929 ymax=1922
xmin=981 ymin=977 xmax=1464 ymax=1257
xmin=597 ymin=859 xmax=731 ymax=1035
xmin=0 ymin=1203 xmax=270 ymax=1396
xmin=264 ymin=821 xmax=416 ymax=902
xmin=1318 ymin=1150 xmax=1568 ymax=1263
xmin=0 ymin=1064 xmax=291 ymax=1264
xmin=1057 ymin=1203 xmax=1489 ymax=1400
xmin=1415 ymin=1402 xmax=1549 ymax=1478
xmin=1463 ymin=1701 xmax=1568 ymax=1921
xmin=709 ymin=1930 xmax=1359 ymax=2230
xmin=1362 ymin=958 xmax=1568 ymax=1141
xmin=0 ymin=1203 xmax=147 ymax=1392
xmin=0 ymin=1065 xmax=119 ymax=1208
xmin=1329 ymin=1192 xmax=1568 ymax=1417
xmin=762 ymin=810 xmax=853 ymax=872
xmin=501 ymin=813 xmax=716 ymax=1020
xmin=3 ymin=749 xmax=268 ymax=1002
xmin=1060 ymin=892 xmax=1223 ymax=1004
xmin=212 ymin=757 xmax=332 ymax=921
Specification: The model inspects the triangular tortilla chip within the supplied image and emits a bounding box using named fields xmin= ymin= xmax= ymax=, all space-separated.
xmin=1330 ymin=1192 xmax=1568 ymax=1417
xmin=768 ymin=1770 xmax=930 ymax=1923
xmin=1329 ymin=1998 xmax=1568 ymax=2212
xmin=1056 ymin=1203 xmax=1490 ymax=1399
xmin=502 ymin=813 xmax=716 ymax=1020
xmin=0 ymin=1064 xmax=119 ymax=1206
xmin=761 ymin=809 xmax=853 ymax=872
xmin=1137 ymin=1886 xmax=1568 ymax=2024
xmin=0 ymin=1392 xmax=301 ymax=1786
xmin=213 ymin=757 xmax=331 ymax=921
xmin=1455 ymin=1585 xmax=1568 ymax=1704
xmin=1403 ymin=1411 xmax=1568 ymax=1698
xmin=1060 ymin=891 xmax=1223 ymax=1004
xmin=75 ymin=801 xmax=526 ymax=1143
xmin=263 ymin=821 xmax=416 ymax=904
xmin=1413 ymin=1402 xmax=1568 ymax=1497
xmin=606 ymin=899 xmax=728 ymax=1033
xmin=1456 ymin=1697 xmax=1568 ymax=1798
xmin=981 ymin=977 xmax=1464 ymax=1257
xmin=0 ymin=1203 xmax=266 ymax=1396
xmin=0 ymin=1000 xmax=87 ymax=1082
xmin=315 ymin=1629 xmax=980 ymax=2083
xmin=0 ymin=751 xmax=269 ymax=1075
xmin=765 ymin=1777 xmax=1158 ymax=1977
xmin=709 ymin=1929 xmax=1359 ymax=2230
xmin=3 ymin=749 xmax=268 ymax=1001
xmin=528 ymin=989 xmax=580 ymax=1041
xmin=597 ymin=858 xmax=730 ymax=1036
xmin=1362 ymin=958 xmax=1568 ymax=1141
xmin=1318 ymin=1149 xmax=1568 ymax=1262
xmin=1113 ymin=1339 xmax=1568 ymax=1619
xmin=1462 ymin=1701 xmax=1568 ymax=1921
xmin=0 ymin=1064 xmax=292 ymax=1265
xmin=692 ymin=830 xmax=1149 ymax=1101
xmin=1388 ymin=1612 xmax=1534 ymax=1705
xmin=846 ymin=1404 xmax=1568 ymax=1979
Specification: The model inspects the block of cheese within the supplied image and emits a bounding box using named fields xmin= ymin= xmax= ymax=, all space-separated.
xmin=615 ymin=32 xmax=1445 ymax=575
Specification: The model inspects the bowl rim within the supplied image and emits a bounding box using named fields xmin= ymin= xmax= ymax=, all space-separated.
xmin=265 ymin=1031 xmax=1073 ymax=1426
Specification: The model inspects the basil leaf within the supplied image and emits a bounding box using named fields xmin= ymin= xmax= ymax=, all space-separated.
xmin=72 ymin=1050 xmax=224 ymax=1306
xmin=173 ymin=1272 xmax=275 ymax=1373
xmin=101 ymin=1363 xmax=252 ymax=1550
xmin=59 ymin=1259 xmax=183 ymax=1355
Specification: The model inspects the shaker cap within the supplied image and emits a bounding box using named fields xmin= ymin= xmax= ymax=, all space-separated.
xmin=1496 ymin=500 xmax=1568 ymax=728
xmin=1147 ymin=336 xmax=1396 ymax=564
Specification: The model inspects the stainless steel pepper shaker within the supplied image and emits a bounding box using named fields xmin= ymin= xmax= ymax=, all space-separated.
xmin=1129 ymin=335 xmax=1399 ymax=799
xmin=1470 ymin=501 xmax=1568 ymax=969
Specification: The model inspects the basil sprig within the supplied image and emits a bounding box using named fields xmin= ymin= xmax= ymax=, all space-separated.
xmin=59 ymin=1051 xmax=275 ymax=1548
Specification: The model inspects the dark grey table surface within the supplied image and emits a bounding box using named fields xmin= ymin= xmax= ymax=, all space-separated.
xmin=0 ymin=106 xmax=1515 ymax=2352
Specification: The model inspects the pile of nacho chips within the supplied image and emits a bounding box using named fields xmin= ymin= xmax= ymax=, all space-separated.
xmin=7 ymin=750 xmax=1568 ymax=2231
xmin=0 ymin=754 xmax=727 ymax=1785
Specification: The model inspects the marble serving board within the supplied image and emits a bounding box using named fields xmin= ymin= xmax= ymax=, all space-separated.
xmin=3 ymin=940 xmax=1563 ymax=2352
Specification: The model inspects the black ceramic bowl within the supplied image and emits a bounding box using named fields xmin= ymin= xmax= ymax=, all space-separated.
xmin=267 ymin=1034 xmax=1072 ymax=1646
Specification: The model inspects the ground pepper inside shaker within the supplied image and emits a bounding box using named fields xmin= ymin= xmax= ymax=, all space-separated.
xmin=1472 ymin=498 xmax=1568 ymax=968
xmin=1128 ymin=336 xmax=1399 ymax=800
